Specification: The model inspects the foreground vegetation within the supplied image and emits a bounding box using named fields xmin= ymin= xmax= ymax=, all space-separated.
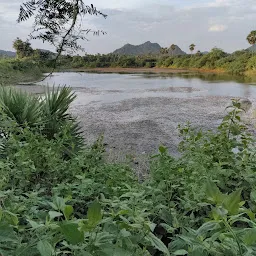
xmin=0 ymin=86 xmax=256 ymax=255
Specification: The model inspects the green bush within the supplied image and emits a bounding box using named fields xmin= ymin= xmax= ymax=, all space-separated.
xmin=1 ymin=92 xmax=256 ymax=255
xmin=247 ymin=56 xmax=256 ymax=71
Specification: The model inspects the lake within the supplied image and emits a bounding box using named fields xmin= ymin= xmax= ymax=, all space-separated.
xmin=38 ymin=71 xmax=256 ymax=156
xmin=39 ymin=72 xmax=256 ymax=104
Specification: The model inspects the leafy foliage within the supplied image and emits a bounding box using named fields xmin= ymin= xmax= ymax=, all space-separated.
xmin=18 ymin=1 xmax=107 ymax=56
xmin=0 ymin=93 xmax=256 ymax=255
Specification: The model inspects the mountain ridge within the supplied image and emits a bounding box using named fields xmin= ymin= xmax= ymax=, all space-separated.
xmin=113 ymin=41 xmax=161 ymax=55
xmin=113 ymin=41 xmax=187 ymax=56
xmin=0 ymin=50 xmax=16 ymax=57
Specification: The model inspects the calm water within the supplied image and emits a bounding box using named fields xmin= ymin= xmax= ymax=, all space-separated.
xmin=38 ymin=72 xmax=256 ymax=103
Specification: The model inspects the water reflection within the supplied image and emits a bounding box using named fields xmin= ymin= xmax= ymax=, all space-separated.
xmin=140 ymin=72 xmax=256 ymax=85
xmin=38 ymin=71 xmax=256 ymax=100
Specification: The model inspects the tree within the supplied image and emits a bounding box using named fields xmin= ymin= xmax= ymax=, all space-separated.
xmin=13 ymin=38 xmax=34 ymax=59
xmin=247 ymin=31 xmax=256 ymax=55
xmin=170 ymin=44 xmax=176 ymax=56
xmin=189 ymin=44 xmax=196 ymax=55
xmin=247 ymin=31 xmax=256 ymax=46
xmin=160 ymin=47 xmax=168 ymax=55
xmin=18 ymin=1 xmax=107 ymax=68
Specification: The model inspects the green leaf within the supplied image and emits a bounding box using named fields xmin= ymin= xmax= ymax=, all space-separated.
xmin=120 ymin=229 xmax=131 ymax=238
xmin=250 ymin=190 xmax=256 ymax=202
xmin=145 ymin=222 xmax=157 ymax=232
xmin=87 ymin=201 xmax=102 ymax=227
xmin=49 ymin=211 xmax=63 ymax=220
xmin=76 ymin=252 xmax=93 ymax=256
xmin=60 ymin=222 xmax=84 ymax=245
xmin=28 ymin=220 xmax=43 ymax=229
xmin=4 ymin=211 xmax=19 ymax=226
xmin=0 ymin=224 xmax=17 ymax=243
xmin=196 ymin=222 xmax=220 ymax=236
xmin=223 ymin=189 xmax=242 ymax=215
xmin=37 ymin=240 xmax=54 ymax=256
xmin=173 ymin=249 xmax=188 ymax=255
xmin=63 ymin=205 xmax=73 ymax=220
xmin=101 ymin=245 xmax=133 ymax=256
xmin=146 ymin=232 xmax=170 ymax=256
xmin=159 ymin=145 xmax=167 ymax=154
xmin=94 ymin=232 xmax=115 ymax=246
xmin=242 ymin=228 xmax=256 ymax=246
xmin=52 ymin=197 xmax=65 ymax=211
xmin=205 ymin=181 xmax=222 ymax=204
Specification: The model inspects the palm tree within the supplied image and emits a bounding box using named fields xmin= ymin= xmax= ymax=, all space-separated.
xmin=189 ymin=44 xmax=196 ymax=55
xmin=247 ymin=31 xmax=256 ymax=54
xmin=160 ymin=47 xmax=168 ymax=55
xmin=170 ymin=44 xmax=176 ymax=56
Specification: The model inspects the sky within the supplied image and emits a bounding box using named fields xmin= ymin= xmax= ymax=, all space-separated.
xmin=0 ymin=0 xmax=256 ymax=54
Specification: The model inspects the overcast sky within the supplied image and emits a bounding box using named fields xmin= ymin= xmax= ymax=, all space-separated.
xmin=0 ymin=0 xmax=255 ymax=54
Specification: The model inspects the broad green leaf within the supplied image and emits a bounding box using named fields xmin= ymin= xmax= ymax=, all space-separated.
xmin=37 ymin=240 xmax=54 ymax=256
xmin=60 ymin=222 xmax=84 ymax=245
xmin=250 ymin=190 xmax=256 ymax=202
xmin=52 ymin=197 xmax=65 ymax=211
xmin=28 ymin=220 xmax=43 ymax=229
xmin=0 ymin=224 xmax=17 ymax=243
xmin=120 ymin=228 xmax=131 ymax=238
xmin=87 ymin=201 xmax=102 ymax=227
xmin=242 ymin=228 xmax=256 ymax=246
xmin=94 ymin=232 xmax=115 ymax=246
xmin=49 ymin=211 xmax=63 ymax=220
xmin=196 ymin=222 xmax=220 ymax=236
xmin=145 ymin=222 xmax=157 ymax=232
xmin=146 ymin=232 xmax=170 ymax=256
xmin=159 ymin=209 xmax=173 ymax=225
xmin=4 ymin=211 xmax=19 ymax=226
xmin=205 ymin=181 xmax=222 ymax=204
xmin=173 ymin=249 xmax=188 ymax=255
xmin=223 ymin=189 xmax=242 ymax=215
xmin=63 ymin=205 xmax=74 ymax=220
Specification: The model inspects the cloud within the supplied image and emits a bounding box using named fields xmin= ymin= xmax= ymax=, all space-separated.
xmin=0 ymin=0 xmax=256 ymax=53
xmin=208 ymin=24 xmax=228 ymax=32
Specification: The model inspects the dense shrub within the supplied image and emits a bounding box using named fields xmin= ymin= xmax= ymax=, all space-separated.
xmin=0 ymin=59 xmax=43 ymax=85
xmin=1 ymin=89 xmax=256 ymax=256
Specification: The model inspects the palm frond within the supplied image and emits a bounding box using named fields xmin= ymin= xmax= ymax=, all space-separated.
xmin=0 ymin=87 xmax=42 ymax=127
xmin=43 ymin=86 xmax=76 ymax=120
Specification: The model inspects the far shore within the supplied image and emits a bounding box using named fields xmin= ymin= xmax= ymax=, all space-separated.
xmin=60 ymin=67 xmax=228 ymax=75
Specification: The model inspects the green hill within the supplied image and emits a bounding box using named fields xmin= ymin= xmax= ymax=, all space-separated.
xmin=0 ymin=50 xmax=16 ymax=57
xmin=113 ymin=41 xmax=161 ymax=55
xmin=167 ymin=45 xmax=186 ymax=56
xmin=247 ymin=44 xmax=256 ymax=52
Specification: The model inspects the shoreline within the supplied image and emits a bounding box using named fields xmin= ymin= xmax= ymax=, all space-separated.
xmin=59 ymin=67 xmax=222 ymax=74
xmin=57 ymin=67 xmax=256 ymax=79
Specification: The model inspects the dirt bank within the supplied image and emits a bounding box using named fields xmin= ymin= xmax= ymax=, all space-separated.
xmin=64 ymin=67 xmax=193 ymax=74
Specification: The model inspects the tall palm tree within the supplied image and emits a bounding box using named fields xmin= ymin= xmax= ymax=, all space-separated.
xmin=189 ymin=44 xmax=196 ymax=55
xmin=170 ymin=44 xmax=176 ymax=56
xmin=247 ymin=31 xmax=256 ymax=54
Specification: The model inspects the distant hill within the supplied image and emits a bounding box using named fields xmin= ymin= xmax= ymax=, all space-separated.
xmin=0 ymin=50 xmax=16 ymax=57
xmin=167 ymin=45 xmax=186 ymax=56
xmin=113 ymin=41 xmax=161 ymax=55
xmin=247 ymin=45 xmax=256 ymax=52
